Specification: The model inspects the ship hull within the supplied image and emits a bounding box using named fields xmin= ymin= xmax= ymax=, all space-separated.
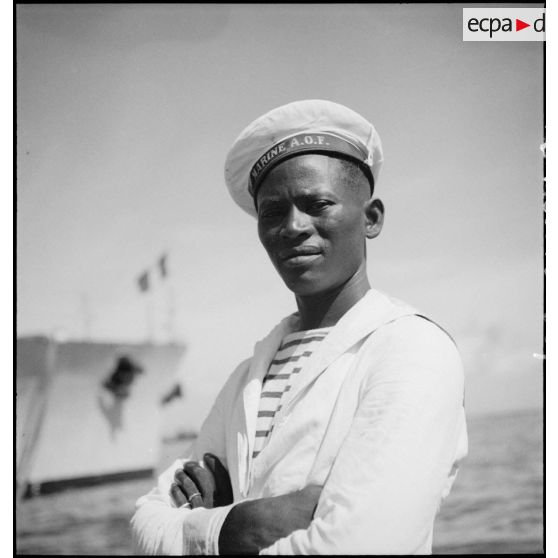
xmin=17 ymin=337 xmax=186 ymax=497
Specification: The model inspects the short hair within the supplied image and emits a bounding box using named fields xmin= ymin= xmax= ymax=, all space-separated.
xmin=335 ymin=155 xmax=375 ymax=197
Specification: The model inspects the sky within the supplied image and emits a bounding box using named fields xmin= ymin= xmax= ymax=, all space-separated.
xmin=16 ymin=4 xmax=544 ymax=430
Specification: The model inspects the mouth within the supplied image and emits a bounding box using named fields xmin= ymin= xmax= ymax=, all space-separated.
xmin=278 ymin=246 xmax=322 ymax=267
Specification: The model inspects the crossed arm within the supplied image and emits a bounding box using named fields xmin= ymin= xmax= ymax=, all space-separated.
xmin=169 ymin=453 xmax=321 ymax=554
xmin=133 ymin=321 xmax=466 ymax=554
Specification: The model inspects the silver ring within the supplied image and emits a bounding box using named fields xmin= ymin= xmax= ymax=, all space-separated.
xmin=189 ymin=492 xmax=202 ymax=500
xmin=179 ymin=501 xmax=192 ymax=509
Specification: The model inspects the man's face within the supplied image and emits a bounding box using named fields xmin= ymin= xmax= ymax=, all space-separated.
xmin=256 ymin=154 xmax=372 ymax=297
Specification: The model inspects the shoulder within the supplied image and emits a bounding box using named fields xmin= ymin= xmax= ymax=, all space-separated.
xmin=215 ymin=312 xmax=298 ymax=402
xmin=202 ymin=357 xmax=253 ymax=418
xmin=359 ymin=314 xmax=463 ymax=391
xmin=223 ymin=357 xmax=252 ymax=391
xmin=369 ymin=313 xmax=457 ymax=353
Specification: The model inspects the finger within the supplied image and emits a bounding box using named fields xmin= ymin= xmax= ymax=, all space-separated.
xmin=183 ymin=462 xmax=216 ymax=507
xmin=174 ymin=469 xmax=204 ymax=509
xmin=170 ymin=483 xmax=189 ymax=508
xmin=204 ymin=453 xmax=233 ymax=506
xmin=173 ymin=469 xmax=190 ymax=495
xmin=172 ymin=469 xmax=190 ymax=500
xmin=173 ymin=470 xmax=191 ymax=500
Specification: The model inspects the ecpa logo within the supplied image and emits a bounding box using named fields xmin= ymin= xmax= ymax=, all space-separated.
xmin=463 ymin=8 xmax=545 ymax=41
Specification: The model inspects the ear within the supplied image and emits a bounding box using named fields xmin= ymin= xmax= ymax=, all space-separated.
xmin=364 ymin=198 xmax=384 ymax=239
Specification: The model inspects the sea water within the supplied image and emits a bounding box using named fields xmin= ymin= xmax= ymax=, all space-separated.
xmin=16 ymin=409 xmax=543 ymax=555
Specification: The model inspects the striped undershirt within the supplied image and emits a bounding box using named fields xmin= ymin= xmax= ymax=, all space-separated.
xmin=252 ymin=326 xmax=332 ymax=459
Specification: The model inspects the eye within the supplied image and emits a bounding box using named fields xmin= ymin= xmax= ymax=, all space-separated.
xmin=307 ymin=200 xmax=333 ymax=214
xmin=258 ymin=205 xmax=285 ymax=220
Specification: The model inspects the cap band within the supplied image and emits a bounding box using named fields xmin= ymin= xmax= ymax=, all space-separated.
xmin=248 ymin=132 xmax=368 ymax=197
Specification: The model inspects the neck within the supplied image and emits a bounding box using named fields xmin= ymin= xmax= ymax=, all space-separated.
xmin=295 ymin=263 xmax=371 ymax=330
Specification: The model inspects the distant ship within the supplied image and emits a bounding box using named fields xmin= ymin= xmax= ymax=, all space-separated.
xmin=16 ymin=336 xmax=186 ymax=499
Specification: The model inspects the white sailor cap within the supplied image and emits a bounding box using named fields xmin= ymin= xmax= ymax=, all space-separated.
xmin=224 ymin=99 xmax=383 ymax=218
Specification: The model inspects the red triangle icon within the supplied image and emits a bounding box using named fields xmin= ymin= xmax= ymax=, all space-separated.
xmin=516 ymin=19 xmax=530 ymax=31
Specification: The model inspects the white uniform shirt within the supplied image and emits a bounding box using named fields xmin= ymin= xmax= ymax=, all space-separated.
xmin=131 ymin=289 xmax=468 ymax=555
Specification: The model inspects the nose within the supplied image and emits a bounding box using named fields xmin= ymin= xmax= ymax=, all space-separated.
xmin=279 ymin=205 xmax=312 ymax=240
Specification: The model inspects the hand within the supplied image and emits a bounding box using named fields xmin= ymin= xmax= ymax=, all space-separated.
xmin=218 ymin=485 xmax=322 ymax=554
xmin=170 ymin=453 xmax=233 ymax=509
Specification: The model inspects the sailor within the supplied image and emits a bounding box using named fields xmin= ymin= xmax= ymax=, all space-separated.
xmin=131 ymin=99 xmax=468 ymax=555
